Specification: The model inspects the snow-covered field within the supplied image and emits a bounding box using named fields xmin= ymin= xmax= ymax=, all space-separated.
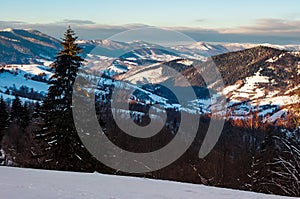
xmin=0 ymin=166 xmax=295 ymax=199
xmin=0 ymin=64 xmax=50 ymax=102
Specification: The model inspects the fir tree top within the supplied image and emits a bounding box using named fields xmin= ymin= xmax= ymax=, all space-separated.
xmin=57 ymin=26 xmax=83 ymax=61
xmin=48 ymin=26 xmax=84 ymax=97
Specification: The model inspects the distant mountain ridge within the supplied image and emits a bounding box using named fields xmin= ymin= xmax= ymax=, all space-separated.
xmin=2 ymin=28 xmax=300 ymax=65
xmin=0 ymin=28 xmax=61 ymax=64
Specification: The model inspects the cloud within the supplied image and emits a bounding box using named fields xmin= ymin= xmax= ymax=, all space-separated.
xmin=0 ymin=19 xmax=299 ymax=44
xmin=5 ymin=21 xmax=154 ymax=39
xmin=167 ymin=23 xmax=300 ymax=44
xmin=0 ymin=20 xmax=27 ymax=27
xmin=194 ymin=19 xmax=207 ymax=23
xmin=0 ymin=20 xmax=131 ymax=39
xmin=220 ymin=18 xmax=300 ymax=36
xmin=59 ymin=19 xmax=96 ymax=25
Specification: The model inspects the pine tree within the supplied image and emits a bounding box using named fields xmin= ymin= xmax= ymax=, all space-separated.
xmin=32 ymin=102 xmax=41 ymax=118
xmin=36 ymin=27 xmax=94 ymax=171
xmin=247 ymin=127 xmax=278 ymax=194
xmin=0 ymin=96 xmax=8 ymax=159
xmin=10 ymin=95 xmax=22 ymax=120
xmin=0 ymin=96 xmax=8 ymax=133
xmin=248 ymin=127 xmax=300 ymax=196
xmin=20 ymin=102 xmax=30 ymax=129
xmin=10 ymin=95 xmax=30 ymax=130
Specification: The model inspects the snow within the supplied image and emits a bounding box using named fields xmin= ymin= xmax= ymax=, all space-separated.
xmin=284 ymin=85 xmax=300 ymax=95
xmin=0 ymin=92 xmax=38 ymax=104
xmin=220 ymin=43 xmax=257 ymax=51
xmin=223 ymin=84 xmax=241 ymax=95
xmin=177 ymin=59 xmax=193 ymax=66
xmin=0 ymin=64 xmax=52 ymax=102
xmin=222 ymin=65 xmax=300 ymax=122
xmin=256 ymin=43 xmax=300 ymax=51
xmin=259 ymin=106 xmax=278 ymax=117
xmin=76 ymin=40 xmax=89 ymax=44
xmin=98 ymin=63 xmax=298 ymax=123
xmin=35 ymin=59 xmax=53 ymax=67
xmin=97 ymin=76 xmax=213 ymax=116
xmin=237 ymin=67 xmax=269 ymax=94
xmin=226 ymin=67 xmax=271 ymax=102
xmin=0 ymin=28 xmax=13 ymax=32
xmin=225 ymin=67 xmax=271 ymax=108
xmin=105 ymin=63 xmax=128 ymax=77
xmin=263 ymin=109 xmax=287 ymax=123
xmin=0 ymin=35 xmax=20 ymax=42
xmin=120 ymin=63 xmax=170 ymax=84
xmin=253 ymin=95 xmax=298 ymax=106
xmin=5 ymin=64 xmax=52 ymax=79
xmin=0 ymin=67 xmax=49 ymax=94
xmin=0 ymin=70 xmax=48 ymax=94
xmin=0 ymin=166 xmax=292 ymax=199
xmin=266 ymin=56 xmax=279 ymax=63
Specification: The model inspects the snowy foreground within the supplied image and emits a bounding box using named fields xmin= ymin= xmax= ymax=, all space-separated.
xmin=0 ymin=167 xmax=296 ymax=199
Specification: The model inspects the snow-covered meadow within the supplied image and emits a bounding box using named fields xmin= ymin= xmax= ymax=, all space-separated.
xmin=0 ymin=166 xmax=295 ymax=199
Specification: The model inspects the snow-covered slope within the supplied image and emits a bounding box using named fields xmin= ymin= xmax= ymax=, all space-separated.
xmin=0 ymin=166 xmax=293 ymax=199
xmin=224 ymin=68 xmax=298 ymax=121
xmin=221 ymin=50 xmax=300 ymax=123
xmin=0 ymin=63 xmax=51 ymax=101
xmin=116 ymin=62 xmax=177 ymax=85
xmin=171 ymin=42 xmax=231 ymax=58
xmin=0 ymin=29 xmax=61 ymax=64
xmin=207 ymin=42 xmax=300 ymax=53
xmin=97 ymin=46 xmax=300 ymax=125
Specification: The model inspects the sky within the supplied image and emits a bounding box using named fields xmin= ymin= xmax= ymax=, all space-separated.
xmin=1 ymin=0 xmax=300 ymax=44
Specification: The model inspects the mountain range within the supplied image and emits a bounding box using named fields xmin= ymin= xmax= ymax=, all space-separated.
xmin=0 ymin=28 xmax=299 ymax=126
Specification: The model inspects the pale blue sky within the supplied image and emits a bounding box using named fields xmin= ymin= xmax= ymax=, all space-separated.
xmin=1 ymin=0 xmax=300 ymax=28
xmin=1 ymin=0 xmax=300 ymax=44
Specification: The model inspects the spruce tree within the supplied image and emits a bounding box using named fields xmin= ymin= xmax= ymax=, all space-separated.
xmin=32 ymin=102 xmax=40 ymax=118
xmin=0 ymin=96 xmax=8 ymax=148
xmin=0 ymin=96 xmax=8 ymax=132
xmin=248 ymin=127 xmax=300 ymax=196
xmin=10 ymin=95 xmax=30 ymax=130
xmin=11 ymin=95 xmax=22 ymax=120
xmin=20 ymin=102 xmax=30 ymax=129
xmin=36 ymin=27 xmax=94 ymax=171
xmin=0 ymin=96 xmax=8 ymax=165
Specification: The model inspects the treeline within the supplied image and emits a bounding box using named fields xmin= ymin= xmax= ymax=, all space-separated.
xmin=1 ymin=85 xmax=44 ymax=101
xmin=94 ymin=89 xmax=300 ymax=197
xmin=1 ymin=92 xmax=298 ymax=196
xmin=0 ymin=27 xmax=299 ymax=197
xmin=0 ymin=66 xmax=46 ymax=101
xmin=0 ymin=95 xmax=41 ymax=166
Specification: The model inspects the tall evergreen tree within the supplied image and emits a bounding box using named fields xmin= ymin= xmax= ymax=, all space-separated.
xmin=36 ymin=27 xmax=94 ymax=171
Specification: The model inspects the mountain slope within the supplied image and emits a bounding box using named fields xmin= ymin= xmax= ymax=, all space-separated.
xmin=0 ymin=29 xmax=61 ymax=64
xmin=98 ymin=46 xmax=300 ymax=125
